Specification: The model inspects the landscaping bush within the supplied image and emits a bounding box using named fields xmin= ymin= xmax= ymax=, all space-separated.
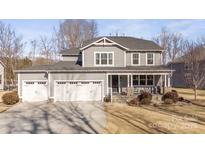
xmin=104 ymin=95 xmax=111 ymax=102
xmin=162 ymin=90 xmax=178 ymax=103
xmin=2 ymin=91 xmax=19 ymax=105
xmin=140 ymin=98 xmax=152 ymax=105
xmin=127 ymin=97 xmax=140 ymax=106
xmin=164 ymin=98 xmax=174 ymax=104
xmin=178 ymin=97 xmax=184 ymax=101
xmin=121 ymin=91 xmax=127 ymax=95
xmin=137 ymin=91 xmax=152 ymax=102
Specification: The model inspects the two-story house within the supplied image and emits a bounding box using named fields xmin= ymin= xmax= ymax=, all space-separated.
xmin=16 ymin=36 xmax=173 ymax=102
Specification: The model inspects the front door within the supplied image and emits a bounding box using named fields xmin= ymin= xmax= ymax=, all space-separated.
xmin=112 ymin=75 xmax=118 ymax=93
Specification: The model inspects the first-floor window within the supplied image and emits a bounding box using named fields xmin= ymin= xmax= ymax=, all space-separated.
xmin=0 ymin=75 xmax=2 ymax=84
xmin=133 ymin=75 xmax=139 ymax=85
xmin=140 ymin=75 xmax=146 ymax=85
xmin=147 ymin=75 xmax=154 ymax=85
xmin=95 ymin=52 xmax=114 ymax=66
xmin=132 ymin=75 xmax=154 ymax=86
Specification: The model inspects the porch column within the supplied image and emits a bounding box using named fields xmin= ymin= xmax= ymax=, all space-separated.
xmin=118 ymin=75 xmax=121 ymax=93
xmin=167 ymin=75 xmax=170 ymax=87
xmin=127 ymin=75 xmax=130 ymax=87
xmin=131 ymin=74 xmax=133 ymax=87
xmin=164 ymin=75 xmax=167 ymax=87
xmin=109 ymin=75 xmax=112 ymax=92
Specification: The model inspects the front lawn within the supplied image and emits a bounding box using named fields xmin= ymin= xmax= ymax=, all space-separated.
xmin=165 ymin=87 xmax=205 ymax=101
xmin=104 ymin=103 xmax=205 ymax=134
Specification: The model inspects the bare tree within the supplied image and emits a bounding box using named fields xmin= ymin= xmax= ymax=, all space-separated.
xmin=55 ymin=19 xmax=98 ymax=50
xmin=184 ymin=42 xmax=205 ymax=100
xmin=28 ymin=39 xmax=38 ymax=62
xmin=39 ymin=36 xmax=54 ymax=64
xmin=168 ymin=33 xmax=184 ymax=62
xmin=153 ymin=27 xmax=171 ymax=64
xmin=0 ymin=21 xmax=24 ymax=84
xmin=153 ymin=27 xmax=185 ymax=64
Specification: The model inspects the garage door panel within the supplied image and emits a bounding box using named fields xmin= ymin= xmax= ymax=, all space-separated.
xmin=22 ymin=81 xmax=48 ymax=102
xmin=54 ymin=81 xmax=102 ymax=102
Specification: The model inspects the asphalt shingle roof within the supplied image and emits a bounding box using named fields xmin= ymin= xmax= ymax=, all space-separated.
xmin=16 ymin=61 xmax=172 ymax=73
xmin=82 ymin=36 xmax=163 ymax=51
xmin=59 ymin=36 xmax=163 ymax=55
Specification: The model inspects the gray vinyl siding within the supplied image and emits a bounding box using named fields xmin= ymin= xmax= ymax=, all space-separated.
xmin=126 ymin=52 xmax=162 ymax=66
xmin=50 ymin=73 xmax=107 ymax=97
xmin=62 ymin=55 xmax=82 ymax=62
xmin=83 ymin=46 xmax=125 ymax=67
xmin=18 ymin=72 xmax=48 ymax=96
xmin=62 ymin=56 xmax=79 ymax=61
xmin=0 ymin=64 xmax=4 ymax=90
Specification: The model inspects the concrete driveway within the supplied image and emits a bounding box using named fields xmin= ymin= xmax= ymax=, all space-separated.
xmin=0 ymin=102 xmax=106 ymax=134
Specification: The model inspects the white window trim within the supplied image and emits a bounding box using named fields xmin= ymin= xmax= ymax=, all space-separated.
xmin=94 ymin=51 xmax=114 ymax=67
xmin=131 ymin=53 xmax=140 ymax=65
xmin=146 ymin=53 xmax=155 ymax=65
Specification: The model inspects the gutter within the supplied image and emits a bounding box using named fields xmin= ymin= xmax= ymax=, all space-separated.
xmin=14 ymin=69 xmax=175 ymax=73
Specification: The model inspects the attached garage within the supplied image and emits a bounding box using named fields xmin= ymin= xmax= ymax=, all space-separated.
xmin=54 ymin=80 xmax=103 ymax=102
xmin=22 ymin=80 xmax=48 ymax=102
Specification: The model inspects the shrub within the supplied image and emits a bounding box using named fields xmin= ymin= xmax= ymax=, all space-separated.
xmin=137 ymin=91 xmax=152 ymax=102
xmin=164 ymin=98 xmax=174 ymax=104
xmin=178 ymin=97 xmax=184 ymax=101
xmin=127 ymin=97 xmax=140 ymax=106
xmin=140 ymin=98 xmax=152 ymax=105
xmin=121 ymin=91 xmax=127 ymax=95
xmin=2 ymin=91 xmax=19 ymax=105
xmin=162 ymin=91 xmax=178 ymax=103
xmin=104 ymin=95 xmax=111 ymax=102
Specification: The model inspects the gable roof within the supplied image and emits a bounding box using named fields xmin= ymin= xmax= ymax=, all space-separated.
xmin=60 ymin=36 xmax=164 ymax=55
xmin=81 ymin=36 xmax=163 ymax=51
xmin=60 ymin=48 xmax=81 ymax=55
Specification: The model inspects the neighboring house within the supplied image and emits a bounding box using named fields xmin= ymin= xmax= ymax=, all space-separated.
xmin=168 ymin=47 xmax=205 ymax=88
xmin=16 ymin=36 xmax=173 ymax=102
xmin=0 ymin=61 xmax=5 ymax=90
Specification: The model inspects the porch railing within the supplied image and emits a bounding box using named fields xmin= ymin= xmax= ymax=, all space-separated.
xmin=110 ymin=86 xmax=160 ymax=95
xmin=133 ymin=86 xmax=158 ymax=94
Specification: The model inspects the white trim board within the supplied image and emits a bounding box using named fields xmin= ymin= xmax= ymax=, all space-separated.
xmin=80 ymin=37 xmax=129 ymax=51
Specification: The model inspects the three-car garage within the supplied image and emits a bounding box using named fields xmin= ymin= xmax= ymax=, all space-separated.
xmin=21 ymin=79 xmax=103 ymax=102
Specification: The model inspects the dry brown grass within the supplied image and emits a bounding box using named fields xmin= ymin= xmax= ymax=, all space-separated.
xmin=104 ymin=103 xmax=205 ymax=134
xmin=165 ymin=87 xmax=205 ymax=101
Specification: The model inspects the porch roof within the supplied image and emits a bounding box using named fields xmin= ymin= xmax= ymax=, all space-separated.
xmin=15 ymin=61 xmax=174 ymax=73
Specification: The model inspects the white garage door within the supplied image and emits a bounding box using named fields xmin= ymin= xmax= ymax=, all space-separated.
xmin=22 ymin=81 xmax=48 ymax=102
xmin=54 ymin=81 xmax=102 ymax=102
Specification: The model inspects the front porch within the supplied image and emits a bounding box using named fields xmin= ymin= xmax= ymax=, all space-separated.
xmin=107 ymin=73 xmax=171 ymax=95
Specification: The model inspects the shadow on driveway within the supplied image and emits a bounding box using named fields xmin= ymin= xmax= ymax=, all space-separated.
xmin=0 ymin=102 xmax=106 ymax=134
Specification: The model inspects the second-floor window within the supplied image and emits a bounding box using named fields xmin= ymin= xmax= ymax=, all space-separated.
xmin=147 ymin=53 xmax=154 ymax=65
xmin=95 ymin=52 xmax=113 ymax=66
xmin=132 ymin=53 xmax=140 ymax=65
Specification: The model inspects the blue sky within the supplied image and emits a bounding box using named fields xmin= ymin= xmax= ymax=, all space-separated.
xmin=1 ymin=19 xmax=205 ymax=53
